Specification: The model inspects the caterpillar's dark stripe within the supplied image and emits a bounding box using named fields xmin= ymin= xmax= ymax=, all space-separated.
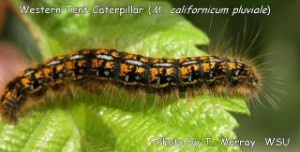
xmin=0 ymin=49 xmax=259 ymax=121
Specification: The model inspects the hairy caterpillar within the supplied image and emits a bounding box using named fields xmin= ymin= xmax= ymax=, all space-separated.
xmin=0 ymin=49 xmax=260 ymax=122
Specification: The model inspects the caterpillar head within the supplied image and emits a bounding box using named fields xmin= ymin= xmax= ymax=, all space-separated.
xmin=228 ymin=61 xmax=260 ymax=98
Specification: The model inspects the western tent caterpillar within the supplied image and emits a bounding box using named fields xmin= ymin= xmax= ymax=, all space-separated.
xmin=0 ymin=49 xmax=260 ymax=122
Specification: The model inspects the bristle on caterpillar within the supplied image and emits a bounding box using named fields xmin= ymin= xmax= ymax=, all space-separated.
xmin=0 ymin=49 xmax=260 ymax=122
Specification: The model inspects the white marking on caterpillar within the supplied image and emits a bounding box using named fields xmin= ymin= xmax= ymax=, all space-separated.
xmin=153 ymin=63 xmax=173 ymax=67
xmin=182 ymin=60 xmax=198 ymax=66
xmin=96 ymin=54 xmax=114 ymax=61
xmin=70 ymin=55 xmax=85 ymax=60
xmin=126 ymin=60 xmax=144 ymax=66
xmin=24 ymin=70 xmax=35 ymax=77
xmin=104 ymin=71 xmax=110 ymax=76
xmin=46 ymin=60 xmax=61 ymax=66
xmin=209 ymin=59 xmax=221 ymax=62
xmin=125 ymin=75 xmax=130 ymax=81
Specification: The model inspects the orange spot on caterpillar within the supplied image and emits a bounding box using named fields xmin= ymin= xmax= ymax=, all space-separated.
xmin=0 ymin=49 xmax=260 ymax=122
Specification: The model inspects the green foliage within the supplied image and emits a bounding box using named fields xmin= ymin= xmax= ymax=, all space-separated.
xmin=0 ymin=0 xmax=250 ymax=151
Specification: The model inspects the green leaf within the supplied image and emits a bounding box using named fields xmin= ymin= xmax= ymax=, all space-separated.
xmin=0 ymin=0 xmax=250 ymax=152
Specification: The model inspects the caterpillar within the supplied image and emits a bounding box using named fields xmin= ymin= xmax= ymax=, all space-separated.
xmin=0 ymin=49 xmax=260 ymax=122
